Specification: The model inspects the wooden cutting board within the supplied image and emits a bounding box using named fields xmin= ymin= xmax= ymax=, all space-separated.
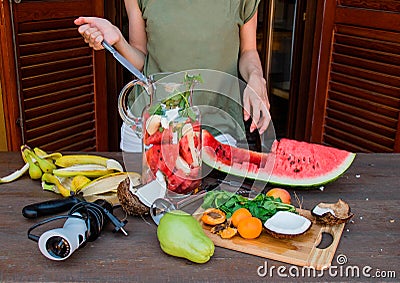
xmin=194 ymin=208 xmax=345 ymax=270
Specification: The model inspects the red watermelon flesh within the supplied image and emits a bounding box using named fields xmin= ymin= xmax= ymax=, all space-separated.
xmin=271 ymin=138 xmax=352 ymax=179
xmin=202 ymin=131 xmax=266 ymax=167
xmin=179 ymin=134 xmax=200 ymax=165
xmin=202 ymin=130 xmax=356 ymax=187
xmin=145 ymin=144 xmax=179 ymax=177
xmin=144 ymin=128 xmax=173 ymax=145
xmin=145 ymin=143 xmax=201 ymax=194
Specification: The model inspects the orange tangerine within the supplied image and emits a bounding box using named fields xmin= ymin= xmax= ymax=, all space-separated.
xmin=231 ymin=207 xmax=252 ymax=228
xmin=237 ymin=217 xmax=263 ymax=239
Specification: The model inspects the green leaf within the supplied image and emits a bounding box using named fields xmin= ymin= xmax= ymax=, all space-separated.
xmin=201 ymin=192 xmax=216 ymax=209
xmin=148 ymin=103 xmax=163 ymax=115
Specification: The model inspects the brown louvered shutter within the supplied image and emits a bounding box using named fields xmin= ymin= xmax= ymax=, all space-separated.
xmin=309 ymin=0 xmax=400 ymax=153
xmin=12 ymin=0 xmax=107 ymax=151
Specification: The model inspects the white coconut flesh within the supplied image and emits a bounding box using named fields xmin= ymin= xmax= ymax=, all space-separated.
xmin=129 ymin=170 xmax=167 ymax=207
xmin=264 ymin=211 xmax=311 ymax=235
xmin=312 ymin=205 xmax=336 ymax=216
xmin=312 ymin=199 xmax=352 ymax=219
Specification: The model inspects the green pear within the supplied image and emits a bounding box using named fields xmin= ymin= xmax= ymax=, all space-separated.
xmin=157 ymin=210 xmax=214 ymax=263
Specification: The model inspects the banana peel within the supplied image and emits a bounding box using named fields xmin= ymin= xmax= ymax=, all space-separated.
xmin=41 ymin=173 xmax=71 ymax=197
xmin=0 ymin=163 xmax=30 ymax=184
xmin=41 ymin=175 xmax=82 ymax=197
xmin=70 ymin=175 xmax=91 ymax=192
xmin=55 ymin=154 xmax=124 ymax=172
xmin=21 ymin=145 xmax=56 ymax=174
xmin=53 ymin=164 xmax=114 ymax=178
xmin=2 ymin=145 xmax=126 ymax=189
xmin=33 ymin=147 xmax=48 ymax=157
xmin=84 ymin=193 xmax=120 ymax=206
xmin=80 ymin=172 xmax=141 ymax=197
xmin=42 ymin=171 xmax=141 ymax=198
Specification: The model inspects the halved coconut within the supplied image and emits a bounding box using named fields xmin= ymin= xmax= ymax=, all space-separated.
xmin=117 ymin=171 xmax=167 ymax=216
xmin=117 ymin=177 xmax=149 ymax=216
xmin=132 ymin=171 xmax=167 ymax=207
xmin=264 ymin=211 xmax=312 ymax=239
xmin=311 ymin=199 xmax=354 ymax=225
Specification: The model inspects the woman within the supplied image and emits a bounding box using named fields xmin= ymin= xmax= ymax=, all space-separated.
xmin=75 ymin=0 xmax=270 ymax=151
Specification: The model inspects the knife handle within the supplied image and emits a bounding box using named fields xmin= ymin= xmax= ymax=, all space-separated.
xmin=22 ymin=197 xmax=81 ymax=219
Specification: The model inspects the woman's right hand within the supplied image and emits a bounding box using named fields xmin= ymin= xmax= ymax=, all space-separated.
xmin=74 ymin=17 xmax=122 ymax=50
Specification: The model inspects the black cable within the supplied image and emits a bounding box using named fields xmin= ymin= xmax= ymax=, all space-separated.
xmin=28 ymin=200 xmax=128 ymax=243
xmin=27 ymin=214 xmax=85 ymax=242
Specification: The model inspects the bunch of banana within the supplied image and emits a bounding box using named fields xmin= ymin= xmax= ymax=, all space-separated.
xmin=21 ymin=145 xmax=59 ymax=179
xmin=0 ymin=146 xmax=62 ymax=183
xmin=40 ymin=154 xmax=133 ymax=198
xmin=51 ymin=155 xmax=124 ymax=179
xmin=42 ymin=171 xmax=140 ymax=200
xmin=1 ymin=147 xmax=140 ymax=202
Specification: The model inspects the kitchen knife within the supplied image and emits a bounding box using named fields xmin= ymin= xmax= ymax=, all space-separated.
xmin=102 ymin=40 xmax=149 ymax=85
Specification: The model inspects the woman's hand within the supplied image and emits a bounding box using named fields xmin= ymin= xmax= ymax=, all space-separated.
xmin=75 ymin=14 xmax=146 ymax=71
xmin=74 ymin=17 xmax=122 ymax=50
xmin=239 ymin=12 xmax=271 ymax=135
xmin=243 ymin=72 xmax=271 ymax=134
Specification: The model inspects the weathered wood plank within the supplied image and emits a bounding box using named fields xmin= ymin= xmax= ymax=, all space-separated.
xmin=0 ymin=152 xmax=398 ymax=282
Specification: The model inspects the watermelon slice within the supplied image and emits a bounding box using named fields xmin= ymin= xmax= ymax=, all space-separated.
xmin=144 ymin=143 xmax=201 ymax=194
xmin=202 ymin=130 xmax=356 ymax=187
xmin=179 ymin=134 xmax=200 ymax=165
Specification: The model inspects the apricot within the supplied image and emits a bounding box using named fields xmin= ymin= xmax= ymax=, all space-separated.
xmin=231 ymin=207 xmax=252 ymax=228
xmin=266 ymin=188 xmax=291 ymax=204
xmin=201 ymin=208 xmax=226 ymax=225
xmin=237 ymin=217 xmax=263 ymax=239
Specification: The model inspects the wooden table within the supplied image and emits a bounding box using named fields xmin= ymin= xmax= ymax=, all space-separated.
xmin=0 ymin=152 xmax=399 ymax=282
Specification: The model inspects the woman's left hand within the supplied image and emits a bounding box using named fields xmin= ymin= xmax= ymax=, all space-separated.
xmin=243 ymin=73 xmax=271 ymax=134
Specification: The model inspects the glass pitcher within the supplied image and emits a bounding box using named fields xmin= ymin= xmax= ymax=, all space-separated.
xmin=118 ymin=72 xmax=203 ymax=197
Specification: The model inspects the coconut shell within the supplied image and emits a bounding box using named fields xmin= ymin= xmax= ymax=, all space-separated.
xmin=311 ymin=199 xmax=354 ymax=225
xmin=264 ymin=227 xmax=311 ymax=239
xmin=117 ymin=177 xmax=149 ymax=216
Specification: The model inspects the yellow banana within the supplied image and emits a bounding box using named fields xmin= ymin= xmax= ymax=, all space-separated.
xmin=41 ymin=173 xmax=71 ymax=197
xmin=23 ymin=150 xmax=42 ymax=180
xmin=53 ymin=164 xmax=114 ymax=178
xmin=55 ymin=154 xmax=124 ymax=172
xmin=25 ymin=148 xmax=56 ymax=173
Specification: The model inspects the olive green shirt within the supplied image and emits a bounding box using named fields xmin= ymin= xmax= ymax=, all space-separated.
xmin=135 ymin=0 xmax=260 ymax=139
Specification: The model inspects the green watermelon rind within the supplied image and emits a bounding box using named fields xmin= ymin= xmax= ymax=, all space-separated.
xmin=201 ymin=147 xmax=356 ymax=188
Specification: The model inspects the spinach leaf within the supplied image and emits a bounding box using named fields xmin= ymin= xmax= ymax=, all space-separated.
xmin=201 ymin=190 xmax=296 ymax=223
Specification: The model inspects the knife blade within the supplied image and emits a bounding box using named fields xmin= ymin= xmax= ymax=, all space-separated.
xmin=102 ymin=40 xmax=149 ymax=85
